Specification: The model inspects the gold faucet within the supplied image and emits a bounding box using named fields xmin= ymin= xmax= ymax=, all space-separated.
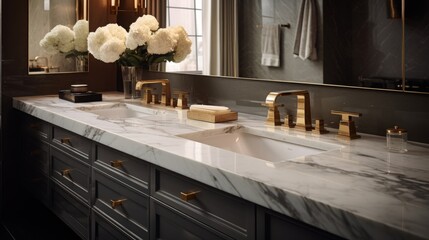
xmin=263 ymin=90 xmax=312 ymax=131
xmin=135 ymin=79 xmax=171 ymax=106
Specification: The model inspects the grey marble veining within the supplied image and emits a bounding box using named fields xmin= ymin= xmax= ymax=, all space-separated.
xmin=13 ymin=93 xmax=429 ymax=240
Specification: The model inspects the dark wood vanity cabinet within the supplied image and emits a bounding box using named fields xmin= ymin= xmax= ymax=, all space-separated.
xmin=151 ymin=167 xmax=256 ymax=240
xmin=17 ymin=112 xmax=343 ymax=240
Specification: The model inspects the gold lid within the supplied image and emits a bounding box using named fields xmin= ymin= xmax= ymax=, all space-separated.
xmin=387 ymin=125 xmax=407 ymax=134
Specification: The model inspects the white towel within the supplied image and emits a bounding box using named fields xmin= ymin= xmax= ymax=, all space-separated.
xmin=293 ymin=0 xmax=318 ymax=61
xmin=261 ymin=25 xmax=280 ymax=67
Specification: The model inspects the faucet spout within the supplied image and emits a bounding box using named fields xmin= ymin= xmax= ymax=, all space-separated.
xmin=135 ymin=79 xmax=171 ymax=106
xmin=264 ymin=90 xmax=312 ymax=131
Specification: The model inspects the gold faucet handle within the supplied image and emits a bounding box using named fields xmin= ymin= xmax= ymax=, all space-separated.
xmin=331 ymin=110 xmax=362 ymax=139
xmin=331 ymin=110 xmax=362 ymax=121
xmin=262 ymin=102 xmax=284 ymax=126
xmin=173 ymin=90 xmax=189 ymax=109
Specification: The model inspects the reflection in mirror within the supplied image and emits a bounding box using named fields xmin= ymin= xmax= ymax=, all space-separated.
xmin=162 ymin=0 xmax=429 ymax=93
xmin=28 ymin=0 xmax=88 ymax=75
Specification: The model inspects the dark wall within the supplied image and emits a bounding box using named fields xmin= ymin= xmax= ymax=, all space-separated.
xmin=146 ymin=71 xmax=429 ymax=144
xmin=324 ymin=0 xmax=429 ymax=91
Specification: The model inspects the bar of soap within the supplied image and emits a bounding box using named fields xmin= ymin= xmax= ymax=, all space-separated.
xmin=189 ymin=104 xmax=231 ymax=114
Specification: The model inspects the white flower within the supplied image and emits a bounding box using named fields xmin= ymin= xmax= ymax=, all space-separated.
xmin=40 ymin=25 xmax=75 ymax=55
xmin=147 ymin=28 xmax=177 ymax=55
xmin=73 ymin=20 xmax=89 ymax=52
xmin=169 ymin=26 xmax=192 ymax=62
xmin=126 ymin=21 xmax=151 ymax=50
xmin=87 ymin=24 xmax=127 ymax=63
xmin=139 ymin=15 xmax=159 ymax=31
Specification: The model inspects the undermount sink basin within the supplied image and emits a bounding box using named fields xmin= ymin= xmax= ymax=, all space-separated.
xmin=77 ymin=102 xmax=166 ymax=119
xmin=177 ymin=126 xmax=341 ymax=163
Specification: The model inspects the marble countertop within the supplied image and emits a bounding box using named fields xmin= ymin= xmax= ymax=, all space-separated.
xmin=13 ymin=92 xmax=429 ymax=240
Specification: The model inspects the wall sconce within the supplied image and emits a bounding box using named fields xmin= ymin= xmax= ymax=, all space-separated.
xmin=110 ymin=0 xmax=143 ymax=15
xmin=110 ymin=0 xmax=120 ymax=15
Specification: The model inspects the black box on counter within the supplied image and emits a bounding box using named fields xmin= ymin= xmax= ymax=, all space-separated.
xmin=59 ymin=90 xmax=102 ymax=103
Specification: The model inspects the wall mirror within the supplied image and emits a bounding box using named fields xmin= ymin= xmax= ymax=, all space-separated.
xmin=28 ymin=0 xmax=88 ymax=75
xmin=161 ymin=0 xmax=428 ymax=93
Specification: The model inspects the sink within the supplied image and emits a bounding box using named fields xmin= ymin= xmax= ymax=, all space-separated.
xmin=76 ymin=102 xmax=167 ymax=119
xmin=177 ymin=126 xmax=341 ymax=163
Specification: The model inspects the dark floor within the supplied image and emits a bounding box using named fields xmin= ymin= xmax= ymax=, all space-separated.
xmin=1 ymin=223 xmax=14 ymax=240
xmin=2 ymin=197 xmax=81 ymax=240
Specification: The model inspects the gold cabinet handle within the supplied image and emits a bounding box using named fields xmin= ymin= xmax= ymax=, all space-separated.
xmin=110 ymin=160 xmax=123 ymax=168
xmin=111 ymin=199 xmax=127 ymax=209
xmin=60 ymin=138 xmax=71 ymax=145
xmin=180 ymin=191 xmax=200 ymax=202
xmin=61 ymin=169 xmax=72 ymax=177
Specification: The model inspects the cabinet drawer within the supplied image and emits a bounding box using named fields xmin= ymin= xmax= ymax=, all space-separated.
xmin=151 ymin=198 xmax=233 ymax=240
xmin=92 ymin=210 xmax=139 ymax=240
xmin=151 ymin=167 xmax=255 ymax=240
xmin=93 ymin=169 xmax=149 ymax=240
xmin=22 ymin=138 xmax=50 ymax=175
xmin=52 ymin=181 xmax=90 ymax=240
xmin=95 ymin=144 xmax=150 ymax=194
xmin=22 ymin=114 xmax=51 ymax=140
xmin=51 ymin=146 xmax=90 ymax=203
xmin=52 ymin=126 xmax=91 ymax=160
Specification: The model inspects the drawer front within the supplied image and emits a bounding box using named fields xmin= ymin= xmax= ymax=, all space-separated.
xmin=95 ymin=144 xmax=150 ymax=194
xmin=22 ymin=114 xmax=51 ymax=140
xmin=93 ymin=169 xmax=149 ymax=239
xmin=150 ymin=198 xmax=233 ymax=240
xmin=22 ymin=138 xmax=50 ymax=175
xmin=52 ymin=181 xmax=90 ymax=240
xmin=151 ymin=167 xmax=255 ymax=240
xmin=25 ymin=174 xmax=51 ymax=207
xmin=51 ymin=146 xmax=90 ymax=203
xmin=92 ymin=210 xmax=140 ymax=240
xmin=52 ymin=126 xmax=91 ymax=160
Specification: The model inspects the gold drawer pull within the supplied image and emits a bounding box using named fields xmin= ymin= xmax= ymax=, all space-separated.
xmin=60 ymin=138 xmax=71 ymax=145
xmin=61 ymin=169 xmax=72 ymax=177
xmin=180 ymin=191 xmax=200 ymax=202
xmin=111 ymin=199 xmax=127 ymax=209
xmin=110 ymin=160 xmax=123 ymax=168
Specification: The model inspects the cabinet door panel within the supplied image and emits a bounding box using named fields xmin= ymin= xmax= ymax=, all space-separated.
xmin=93 ymin=169 xmax=149 ymax=239
xmin=256 ymin=207 xmax=343 ymax=240
xmin=150 ymin=199 xmax=233 ymax=240
xmin=152 ymin=167 xmax=255 ymax=240
xmin=92 ymin=210 xmax=138 ymax=240
xmin=52 ymin=126 xmax=91 ymax=161
xmin=51 ymin=146 xmax=90 ymax=203
xmin=52 ymin=181 xmax=90 ymax=240
xmin=95 ymin=144 xmax=150 ymax=194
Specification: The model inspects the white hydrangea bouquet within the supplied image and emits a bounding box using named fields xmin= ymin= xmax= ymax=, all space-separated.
xmin=39 ymin=19 xmax=89 ymax=58
xmin=87 ymin=15 xmax=192 ymax=67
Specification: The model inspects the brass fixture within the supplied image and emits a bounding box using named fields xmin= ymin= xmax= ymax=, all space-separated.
xmin=312 ymin=119 xmax=329 ymax=134
xmin=135 ymin=79 xmax=171 ymax=106
xmin=60 ymin=138 xmax=71 ymax=145
xmin=110 ymin=198 xmax=127 ymax=209
xmin=331 ymin=110 xmax=362 ymax=139
xmin=142 ymin=87 xmax=155 ymax=104
xmin=284 ymin=114 xmax=296 ymax=128
xmin=173 ymin=90 xmax=189 ymax=109
xmin=110 ymin=160 xmax=123 ymax=168
xmin=180 ymin=190 xmax=200 ymax=202
xmin=110 ymin=0 xmax=143 ymax=15
xmin=61 ymin=169 xmax=72 ymax=177
xmin=263 ymin=90 xmax=312 ymax=131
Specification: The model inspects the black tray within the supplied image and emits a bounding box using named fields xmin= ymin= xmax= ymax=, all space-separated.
xmin=59 ymin=90 xmax=102 ymax=103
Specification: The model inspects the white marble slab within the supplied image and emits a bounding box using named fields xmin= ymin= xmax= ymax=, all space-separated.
xmin=13 ymin=92 xmax=429 ymax=240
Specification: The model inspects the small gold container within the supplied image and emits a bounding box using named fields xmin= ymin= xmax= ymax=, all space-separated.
xmin=386 ymin=126 xmax=407 ymax=153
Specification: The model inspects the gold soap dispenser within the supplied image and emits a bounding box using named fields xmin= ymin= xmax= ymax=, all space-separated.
xmin=386 ymin=126 xmax=407 ymax=153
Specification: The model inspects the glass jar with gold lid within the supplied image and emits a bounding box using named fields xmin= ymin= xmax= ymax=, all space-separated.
xmin=386 ymin=126 xmax=407 ymax=153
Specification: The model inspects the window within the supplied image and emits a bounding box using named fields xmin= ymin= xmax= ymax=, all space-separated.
xmin=166 ymin=0 xmax=203 ymax=73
